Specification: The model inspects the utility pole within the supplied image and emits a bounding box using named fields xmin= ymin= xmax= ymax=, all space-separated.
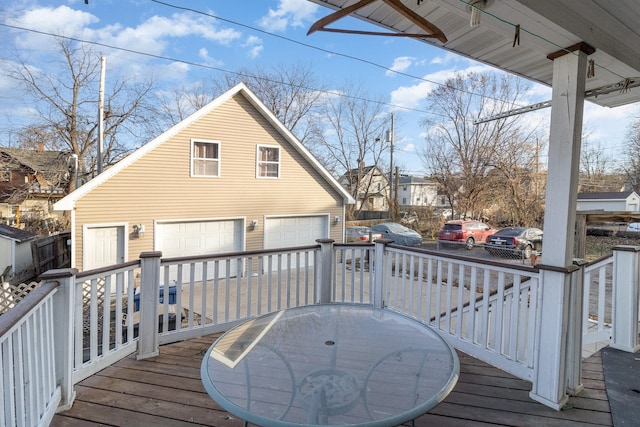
xmin=98 ymin=56 xmax=106 ymax=175
xmin=388 ymin=113 xmax=395 ymax=220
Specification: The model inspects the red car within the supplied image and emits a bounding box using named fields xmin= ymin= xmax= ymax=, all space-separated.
xmin=438 ymin=220 xmax=497 ymax=249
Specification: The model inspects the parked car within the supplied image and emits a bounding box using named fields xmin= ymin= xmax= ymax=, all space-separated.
xmin=345 ymin=226 xmax=383 ymax=243
xmin=438 ymin=220 xmax=497 ymax=250
xmin=627 ymin=223 xmax=640 ymax=232
xmin=370 ymin=222 xmax=423 ymax=246
xmin=485 ymin=227 xmax=543 ymax=259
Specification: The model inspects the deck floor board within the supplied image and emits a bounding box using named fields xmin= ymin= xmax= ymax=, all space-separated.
xmin=52 ymin=334 xmax=612 ymax=427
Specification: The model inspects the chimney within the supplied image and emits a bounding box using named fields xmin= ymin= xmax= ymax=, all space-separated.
xmin=37 ymin=142 xmax=44 ymax=153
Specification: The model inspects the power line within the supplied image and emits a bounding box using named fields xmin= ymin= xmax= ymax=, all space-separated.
xmin=0 ymin=21 xmax=440 ymax=116
xmin=150 ymin=0 xmax=515 ymax=105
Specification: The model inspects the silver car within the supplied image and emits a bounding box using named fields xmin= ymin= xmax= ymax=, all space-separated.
xmin=370 ymin=222 xmax=423 ymax=246
xmin=345 ymin=226 xmax=382 ymax=243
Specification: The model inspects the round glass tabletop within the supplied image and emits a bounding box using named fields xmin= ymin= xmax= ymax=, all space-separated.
xmin=201 ymin=303 xmax=459 ymax=427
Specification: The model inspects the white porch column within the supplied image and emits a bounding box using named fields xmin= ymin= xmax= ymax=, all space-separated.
xmin=541 ymin=43 xmax=591 ymax=265
xmin=531 ymin=43 xmax=593 ymax=409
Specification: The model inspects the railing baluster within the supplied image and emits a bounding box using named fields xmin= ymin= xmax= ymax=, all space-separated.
xmin=597 ymin=266 xmax=606 ymax=333
xmin=267 ymin=256 xmax=273 ymax=313
xmin=201 ymin=261 xmax=208 ymax=326
xmin=213 ymin=260 xmax=220 ymax=323
xmin=286 ymin=253 xmax=292 ymax=308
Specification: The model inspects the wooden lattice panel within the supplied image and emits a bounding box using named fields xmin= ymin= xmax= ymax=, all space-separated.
xmin=0 ymin=281 xmax=40 ymax=315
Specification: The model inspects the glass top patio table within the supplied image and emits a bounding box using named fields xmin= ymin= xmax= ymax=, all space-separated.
xmin=201 ymin=303 xmax=459 ymax=427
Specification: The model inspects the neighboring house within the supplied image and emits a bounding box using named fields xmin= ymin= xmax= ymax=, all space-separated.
xmin=54 ymin=83 xmax=355 ymax=272
xmin=0 ymin=145 xmax=72 ymax=225
xmin=397 ymin=175 xmax=438 ymax=207
xmin=576 ymin=191 xmax=640 ymax=212
xmin=0 ymin=224 xmax=37 ymax=282
xmin=339 ymin=165 xmax=389 ymax=211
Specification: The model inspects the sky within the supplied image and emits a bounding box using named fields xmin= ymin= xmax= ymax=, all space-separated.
xmin=1 ymin=0 xmax=638 ymax=175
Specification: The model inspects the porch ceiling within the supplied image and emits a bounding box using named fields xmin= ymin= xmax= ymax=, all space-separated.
xmin=307 ymin=0 xmax=640 ymax=108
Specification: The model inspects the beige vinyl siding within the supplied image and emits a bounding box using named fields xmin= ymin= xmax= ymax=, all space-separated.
xmin=72 ymin=93 xmax=344 ymax=270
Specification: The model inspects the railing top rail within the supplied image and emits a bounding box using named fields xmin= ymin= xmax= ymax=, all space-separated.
xmin=0 ymin=281 xmax=57 ymax=337
xmin=76 ymin=260 xmax=141 ymax=280
xmin=160 ymin=244 xmax=321 ymax=265
xmin=583 ymin=253 xmax=613 ymax=270
xmin=385 ymin=244 xmax=539 ymax=275
xmin=333 ymin=243 xmax=375 ymax=249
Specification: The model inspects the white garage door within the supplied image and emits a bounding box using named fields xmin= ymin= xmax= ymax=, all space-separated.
xmin=264 ymin=215 xmax=328 ymax=270
xmin=157 ymin=219 xmax=243 ymax=280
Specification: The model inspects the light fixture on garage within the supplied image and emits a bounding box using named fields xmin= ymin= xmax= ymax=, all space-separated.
xmin=250 ymin=220 xmax=258 ymax=230
xmin=334 ymin=216 xmax=340 ymax=224
xmin=133 ymin=224 xmax=145 ymax=238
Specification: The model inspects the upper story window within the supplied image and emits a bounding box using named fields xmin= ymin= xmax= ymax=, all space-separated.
xmin=191 ymin=140 xmax=220 ymax=177
xmin=257 ymin=145 xmax=280 ymax=178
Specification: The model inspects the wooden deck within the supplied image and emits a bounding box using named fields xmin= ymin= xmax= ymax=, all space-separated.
xmin=51 ymin=334 xmax=612 ymax=427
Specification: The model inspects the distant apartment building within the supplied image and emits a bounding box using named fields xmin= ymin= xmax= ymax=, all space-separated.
xmin=397 ymin=175 xmax=438 ymax=207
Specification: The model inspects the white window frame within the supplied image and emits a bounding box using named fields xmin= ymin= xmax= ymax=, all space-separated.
xmin=256 ymin=145 xmax=280 ymax=179
xmin=191 ymin=139 xmax=221 ymax=178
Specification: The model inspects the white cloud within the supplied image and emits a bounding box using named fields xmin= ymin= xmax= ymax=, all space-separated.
xmin=6 ymin=5 xmax=241 ymax=75
xmin=95 ymin=12 xmax=241 ymax=58
xmin=198 ymin=48 xmax=223 ymax=67
xmin=389 ymin=64 xmax=495 ymax=110
xmin=7 ymin=5 xmax=98 ymax=48
xmin=258 ymin=0 xmax=318 ymax=32
xmin=401 ymin=142 xmax=416 ymax=153
xmin=430 ymin=51 xmax=463 ymax=65
xmin=386 ymin=56 xmax=415 ymax=77
xmin=243 ymin=35 xmax=264 ymax=59
xmin=583 ymin=103 xmax=637 ymax=148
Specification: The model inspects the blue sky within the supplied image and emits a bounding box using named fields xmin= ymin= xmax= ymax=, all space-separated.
xmin=1 ymin=0 xmax=637 ymax=175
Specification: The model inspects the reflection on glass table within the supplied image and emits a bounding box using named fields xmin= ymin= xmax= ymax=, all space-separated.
xmin=201 ymin=303 xmax=459 ymax=427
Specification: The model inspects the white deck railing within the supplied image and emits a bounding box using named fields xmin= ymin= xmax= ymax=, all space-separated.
xmin=582 ymin=255 xmax=614 ymax=346
xmin=1 ymin=241 xmax=638 ymax=422
xmin=0 ymin=281 xmax=66 ymax=427
xmin=379 ymin=244 xmax=541 ymax=381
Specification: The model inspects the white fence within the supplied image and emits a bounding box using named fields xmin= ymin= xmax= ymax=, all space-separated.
xmin=0 ymin=282 xmax=66 ymax=427
xmin=1 ymin=241 xmax=638 ymax=424
xmin=379 ymin=245 xmax=541 ymax=381
xmin=583 ymin=255 xmax=614 ymax=347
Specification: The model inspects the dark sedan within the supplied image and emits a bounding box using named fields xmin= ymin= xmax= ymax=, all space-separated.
xmin=485 ymin=227 xmax=543 ymax=259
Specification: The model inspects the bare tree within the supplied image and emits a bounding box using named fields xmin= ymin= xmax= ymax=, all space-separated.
xmin=309 ymin=81 xmax=390 ymax=219
xmin=217 ymin=63 xmax=327 ymax=145
xmin=418 ymin=71 xmax=536 ymax=221
xmin=623 ymin=117 xmax=640 ymax=193
xmin=152 ymin=80 xmax=220 ymax=134
xmin=154 ymin=63 xmax=327 ymax=147
xmin=5 ymin=38 xmax=155 ymax=188
xmin=485 ymin=136 xmax=545 ymax=225
xmin=579 ymin=139 xmax=621 ymax=192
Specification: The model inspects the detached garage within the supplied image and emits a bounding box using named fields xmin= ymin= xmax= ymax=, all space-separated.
xmin=54 ymin=83 xmax=354 ymax=271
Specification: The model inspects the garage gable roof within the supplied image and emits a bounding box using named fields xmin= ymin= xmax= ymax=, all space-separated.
xmin=54 ymin=82 xmax=355 ymax=210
